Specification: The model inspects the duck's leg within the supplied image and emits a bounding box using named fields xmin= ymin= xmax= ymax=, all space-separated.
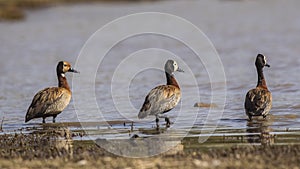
xmin=165 ymin=117 xmax=171 ymax=128
xmin=155 ymin=115 xmax=159 ymax=128
xmin=248 ymin=115 xmax=252 ymax=121
xmin=130 ymin=122 xmax=134 ymax=132
xmin=42 ymin=117 xmax=46 ymax=123
xmin=53 ymin=115 xmax=57 ymax=123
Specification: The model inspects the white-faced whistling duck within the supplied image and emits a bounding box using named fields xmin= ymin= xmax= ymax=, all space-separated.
xmin=138 ymin=60 xmax=184 ymax=128
xmin=25 ymin=61 xmax=79 ymax=123
xmin=244 ymin=54 xmax=272 ymax=120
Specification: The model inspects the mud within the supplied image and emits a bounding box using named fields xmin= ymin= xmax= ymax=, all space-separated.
xmin=0 ymin=128 xmax=299 ymax=169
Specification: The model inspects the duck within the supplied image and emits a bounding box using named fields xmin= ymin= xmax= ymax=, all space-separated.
xmin=244 ymin=54 xmax=272 ymax=120
xmin=138 ymin=60 xmax=184 ymax=128
xmin=25 ymin=61 xmax=79 ymax=123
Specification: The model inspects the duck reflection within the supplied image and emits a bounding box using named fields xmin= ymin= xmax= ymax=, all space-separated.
xmin=96 ymin=127 xmax=183 ymax=157
xmin=246 ymin=118 xmax=274 ymax=146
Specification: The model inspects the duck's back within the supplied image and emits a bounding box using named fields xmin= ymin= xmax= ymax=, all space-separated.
xmin=26 ymin=87 xmax=71 ymax=121
xmin=244 ymin=87 xmax=272 ymax=117
xmin=138 ymin=85 xmax=181 ymax=119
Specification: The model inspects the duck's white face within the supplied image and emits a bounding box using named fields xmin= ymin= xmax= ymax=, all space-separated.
xmin=172 ymin=61 xmax=179 ymax=72
xmin=262 ymin=55 xmax=267 ymax=66
xmin=261 ymin=55 xmax=270 ymax=67
xmin=165 ymin=60 xmax=184 ymax=74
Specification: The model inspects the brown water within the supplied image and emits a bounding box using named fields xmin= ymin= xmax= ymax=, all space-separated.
xmin=0 ymin=0 xmax=300 ymax=147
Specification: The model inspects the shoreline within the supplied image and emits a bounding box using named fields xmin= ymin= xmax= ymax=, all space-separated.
xmin=0 ymin=129 xmax=299 ymax=168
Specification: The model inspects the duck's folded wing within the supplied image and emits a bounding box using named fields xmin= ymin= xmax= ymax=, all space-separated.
xmin=138 ymin=85 xmax=180 ymax=118
xmin=245 ymin=89 xmax=271 ymax=114
xmin=26 ymin=87 xmax=64 ymax=117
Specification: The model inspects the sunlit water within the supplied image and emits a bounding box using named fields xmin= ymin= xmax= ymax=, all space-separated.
xmin=0 ymin=0 xmax=300 ymax=145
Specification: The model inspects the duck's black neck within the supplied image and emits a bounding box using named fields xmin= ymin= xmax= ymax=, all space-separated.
xmin=57 ymin=73 xmax=71 ymax=91
xmin=166 ymin=72 xmax=180 ymax=88
xmin=256 ymin=67 xmax=267 ymax=89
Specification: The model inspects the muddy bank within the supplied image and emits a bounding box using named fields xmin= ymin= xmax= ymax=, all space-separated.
xmin=0 ymin=129 xmax=299 ymax=169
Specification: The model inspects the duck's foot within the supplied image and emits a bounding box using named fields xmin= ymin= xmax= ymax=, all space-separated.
xmin=131 ymin=122 xmax=134 ymax=132
xmin=156 ymin=117 xmax=160 ymax=129
xmin=165 ymin=117 xmax=171 ymax=128
xmin=248 ymin=115 xmax=252 ymax=121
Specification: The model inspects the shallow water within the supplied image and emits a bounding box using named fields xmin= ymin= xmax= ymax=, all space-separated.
xmin=0 ymin=0 xmax=300 ymax=147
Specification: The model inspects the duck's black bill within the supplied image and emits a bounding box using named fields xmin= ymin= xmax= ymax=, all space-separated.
xmin=177 ymin=67 xmax=184 ymax=72
xmin=265 ymin=64 xmax=270 ymax=67
xmin=69 ymin=68 xmax=80 ymax=73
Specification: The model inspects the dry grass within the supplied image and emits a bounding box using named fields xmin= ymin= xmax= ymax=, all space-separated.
xmin=0 ymin=0 xmax=159 ymax=21
xmin=0 ymin=4 xmax=24 ymax=20
xmin=0 ymin=144 xmax=300 ymax=169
